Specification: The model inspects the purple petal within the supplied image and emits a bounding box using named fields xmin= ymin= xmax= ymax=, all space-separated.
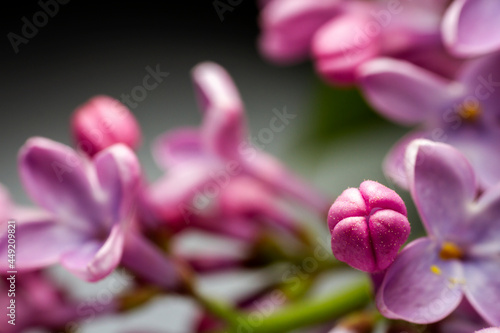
xmin=466 ymin=182 xmax=500 ymax=255
xmin=152 ymin=128 xmax=205 ymax=169
xmin=358 ymin=58 xmax=456 ymax=125
xmin=313 ymin=13 xmax=380 ymax=84
xmin=442 ymin=0 xmax=500 ymax=57
xmin=219 ymin=176 xmax=297 ymax=235
xmin=0 ymin=216 xmax=82 ymax=271
xmin=192 ymin=62 xmax=247 ymax=160
xmin=383 ymin=131 xmax=427 ymax=190
xmin=397 ymin=44 xmax=464 ymax=80
xmin=60 ymin=223 xmax=125 ymax=282
xmin=259 ymin=0 xmax=341 ymax=64
xmin=192 ymin=216 xmax=261 ymax=243
xmin=463 ymin=259 xmax=500 ymax=326
xmin=458 ymin=52 xmax=500 ymax=130
xmin=146 ymin=164 xmax=214 ymax=221
xmin=93 ymin=144 xmax=141 ymax=230
xmin=245 ymin=151 xmax=330 ymax=213
xmin=405 ymin=139 xmax=477 ymax=240
xmin=121 ymin=233 xmax=180 ymax=290
xmin=18 ymin=137 xmax=103 ymax=232
xmin=446 ymin=131 xmax=500 ymax=191
xmin=377 ymin=238 xmax=464 ymax=324
xmin=192 ymin=62 xmax=243 ymax=115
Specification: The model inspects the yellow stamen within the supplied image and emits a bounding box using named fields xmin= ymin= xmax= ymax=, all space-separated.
xmin=430 ymin=265 xmax=442 ymax=276
xmin=439 ymin=242 xmax=464 ymax=260
xmin=458 ymin=102 xmax=481 ymax=122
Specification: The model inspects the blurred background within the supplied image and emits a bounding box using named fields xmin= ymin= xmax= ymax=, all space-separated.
xmin=0 ymin=1 xmax=415 ymax=332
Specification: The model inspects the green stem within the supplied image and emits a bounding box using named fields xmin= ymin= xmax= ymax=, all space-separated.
xmin=188 ymin=287 xmax=243 ymax=327
xmin=227 ymin=278 xmax=371 ymax=333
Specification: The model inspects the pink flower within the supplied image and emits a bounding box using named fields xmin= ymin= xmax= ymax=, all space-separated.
xmin=71 ymin=95 xmax=142 ymax=157
xmin=376 ymin=139 xmax=500 ymax=326
xmin=328 ymin=180 xmax=410 ymax=272
xmin=146 ymin=62 xmax=329 ymax=224
xmin=259 ymin=0 xmax=458 ymax=84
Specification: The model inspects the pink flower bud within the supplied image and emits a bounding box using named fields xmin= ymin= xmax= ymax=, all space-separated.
xmin=71 ymin=95 xmax=141 ymax=156
xmin=328 ymin=180 xmax=410 ymax=272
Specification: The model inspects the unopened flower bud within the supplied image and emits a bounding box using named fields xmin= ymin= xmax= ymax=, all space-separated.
xmin=71 ymin=95 xmax=141 ymax=156
xmin=328 ymin=180 xmax=410 ymax=272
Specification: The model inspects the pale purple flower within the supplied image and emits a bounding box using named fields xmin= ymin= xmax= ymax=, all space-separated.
xmin=71 ymin=95 xmax=142 ymax=157
xmin=0 ymin=137 xmax=151 ymax=283
xmin=358 ymin=52 xmax=500 ymax=190
xmin=376 ymin=139 xmax=500 ymax=326
xmin=442 ymin=0 xmax=500 ymax=57
xmin=146 ymin=62 xmax=329 ymax=224
xmin=328 ymin=180 xmax=410 ymax=272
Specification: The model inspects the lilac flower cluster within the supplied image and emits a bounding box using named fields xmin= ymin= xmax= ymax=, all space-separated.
xmin=260 ymin=0 xmax=500 ymax=191
xmin=259 ymin=0 xmax=500 ymax=331
xmin=0 ymin=62 xmax=331 ymax=332
xmin=1 ymin=1 xmax=499 ymax=332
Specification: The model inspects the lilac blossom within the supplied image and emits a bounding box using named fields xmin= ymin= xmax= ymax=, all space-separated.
xmin=259 ymin=0 xmax=459 ymax=84
xmin=442 ymin=0 xmax=500 ymax=57
xmin=259 ymin=0 xmax=342 ymax=64
xmin=376 ymin=139 xmax=500 ymax=326
xmin=358 ymin=52 xmax=500 ymax=190
xmin=145 ymin=62 xmax=329 ymax=224
xmin=328 ymin=180 xmax=410 ymax=272
xmin=0 ymin=138 xmax=179 ymax=288
xmin=71 ymin=95 xmax=142 ymax=157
